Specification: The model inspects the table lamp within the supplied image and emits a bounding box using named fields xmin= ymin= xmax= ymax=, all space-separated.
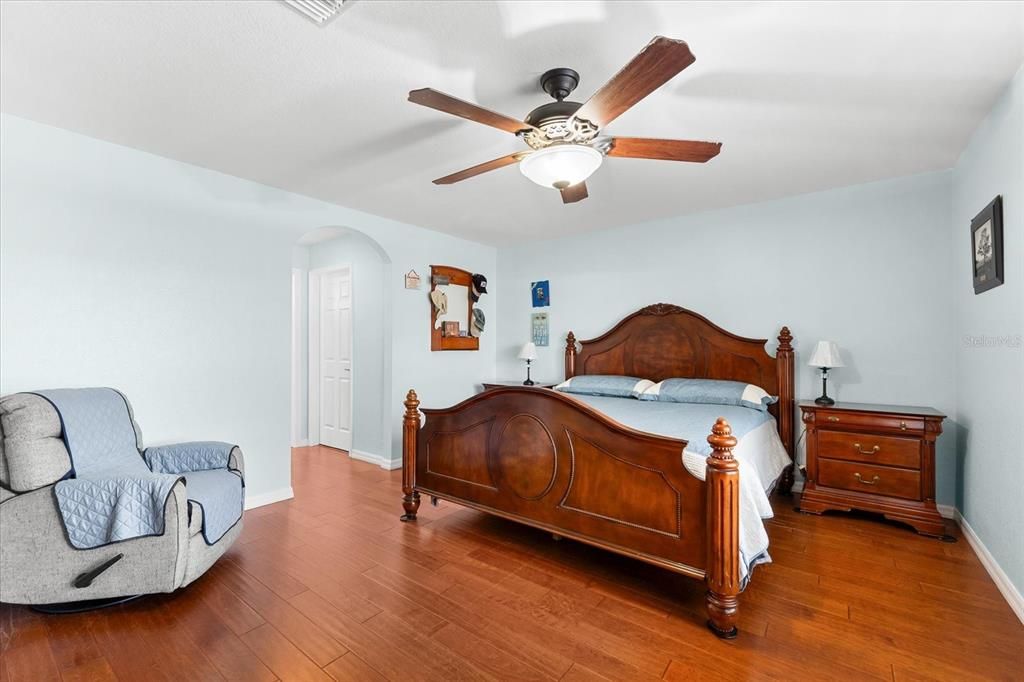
xmin=518 ymin=342 xmax=538 ymax=386
xmin=808 ymin=341 xmax=845 ymax=406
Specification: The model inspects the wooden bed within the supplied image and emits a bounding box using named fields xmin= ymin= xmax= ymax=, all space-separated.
xmin=400 ymin=303 xmax=794 ymax=638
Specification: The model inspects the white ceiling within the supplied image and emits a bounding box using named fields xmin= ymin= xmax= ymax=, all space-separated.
xmin=2 ymin=1 xmax=1022 ymax=245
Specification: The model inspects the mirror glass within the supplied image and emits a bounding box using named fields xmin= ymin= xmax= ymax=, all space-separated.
xmin=434 ymin=283 xmax=471 ymax=337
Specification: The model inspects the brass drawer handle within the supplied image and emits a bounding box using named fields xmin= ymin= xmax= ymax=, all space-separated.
xmin=900 ymin=421 xmax=908 ymax=431
xmin=853 ymin=443 xmax=880 ymax=455
xmin=827 ymin=416 xmax=840 ymax=422
xmin=854 ymin=473 xmax=880 ymax=486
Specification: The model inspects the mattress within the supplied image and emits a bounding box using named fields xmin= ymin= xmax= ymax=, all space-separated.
xmin=563 ymin=394 xmax=791 ymax=586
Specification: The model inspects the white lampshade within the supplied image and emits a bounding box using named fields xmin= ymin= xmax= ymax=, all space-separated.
xmin=517 ymin=342 xmax=538 ymax=361
xmin=519 ymin=145 xmax=602 ymax=189
xmin=808 ymin=341 xmax=845 ymax=368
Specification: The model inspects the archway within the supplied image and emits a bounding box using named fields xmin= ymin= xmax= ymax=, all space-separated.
xmin=290 ymin=226 xmax=395 ymax=468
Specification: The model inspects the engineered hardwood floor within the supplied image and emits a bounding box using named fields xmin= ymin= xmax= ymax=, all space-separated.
xmin=2 ymin=445 xmax=1021 ymax=681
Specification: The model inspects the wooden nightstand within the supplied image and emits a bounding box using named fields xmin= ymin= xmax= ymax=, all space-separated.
xmin=481 ymin=381 xmax=557 ymax=390
xmin=798 ymin=401 xmax=947 ymax=537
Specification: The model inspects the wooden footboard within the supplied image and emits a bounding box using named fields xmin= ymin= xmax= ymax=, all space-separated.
xmin=400 ymin=387 xmax=741 ymax=638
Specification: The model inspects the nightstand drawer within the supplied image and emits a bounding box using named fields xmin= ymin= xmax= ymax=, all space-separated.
xmin=816 ymin=410 xmax=925 ymax=434
xmin=818 ymin=459 xmax=921 ymax=500
xmin=817 ymin=431 xmax=921 ymax=469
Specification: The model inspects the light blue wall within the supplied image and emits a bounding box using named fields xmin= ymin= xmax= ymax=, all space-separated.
xmin=951 ymin=66 xmax=1023 ymax=596
xmin=497 ymin=171 xmax=958 ymax=504
xmin=0 ymin=114 xmax=497 ymax=499
xmin=301 ymin=234 xmax=390 ymax=460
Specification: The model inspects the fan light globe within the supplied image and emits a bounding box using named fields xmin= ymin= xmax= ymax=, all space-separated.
xmin=519 ymin=145 xmax=603 ymax=189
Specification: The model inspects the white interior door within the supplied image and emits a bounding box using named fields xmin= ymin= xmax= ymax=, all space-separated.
xmin=318 ymin=267 xmax=352 ymax=451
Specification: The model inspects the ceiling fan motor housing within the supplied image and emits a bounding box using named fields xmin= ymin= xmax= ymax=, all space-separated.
xmin=524 ymin=100 xmax=581 ymax=127
xmin=540 ymin=68 xmax=580 ymax=101
xmin=523 ymin=67 xmax=601 ymax=150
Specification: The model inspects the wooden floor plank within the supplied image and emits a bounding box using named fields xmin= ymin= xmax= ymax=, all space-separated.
xmin=322 ymin=652 xmax=387 ymax=682
xmin=170 ymin=576 xmax=278 ymax=682
xmin=240 ymin=623 xmax=331 ymax=682
xmin=42 ymin=612 xmax=103 ymax=673
xmin=57 ymin=657 xmax=118 ymax=682
xmin=2 ymin=446 xmax=1021 ymax=682
xmin=288 ymin=590 xmax=444 ymax=682
xmin=431 ymin=621 xmax=554 ymax=681
xmin=1 ymin=613 xmax=62 ymax=682
xmin=210 ymin=562 xmax=348 ymax=667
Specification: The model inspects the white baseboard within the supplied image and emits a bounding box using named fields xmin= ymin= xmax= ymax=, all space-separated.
xmin=290 ymin=439 xmax=309 ymax=448
xmin=954 ymin=510 xmax=1024 ymax=625
xmin=244 ymin=486 xmax=294 ymax=510
xmin=349 ymin=449 xmax=402 ymax=471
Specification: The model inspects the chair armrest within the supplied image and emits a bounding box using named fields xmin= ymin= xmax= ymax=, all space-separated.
xmin=0 ymin=480 xmax=190 ymax=604
xmin=228 ymin=446 xmax=244 ymax=479
xmin=144 ymin=441 xmax=239 ymax=475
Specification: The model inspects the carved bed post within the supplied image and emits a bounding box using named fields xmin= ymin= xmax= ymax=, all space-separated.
xmin=565 ymin=331 xmax=577 ymax=379
xmin=400 ymin=389 xmax=421 ymax=522
xmin=776 ymin=326 xmax=796 ymax=494
xmin=705 ymin=417 xmax=740 ymax=639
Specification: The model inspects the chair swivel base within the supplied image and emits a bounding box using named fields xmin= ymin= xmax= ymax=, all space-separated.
xmin=31 ymin=594 xmax=143 ymax=614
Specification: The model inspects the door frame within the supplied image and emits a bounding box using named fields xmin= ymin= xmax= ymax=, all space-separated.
xmin=308 ymin=264 xmax=354 ymax=450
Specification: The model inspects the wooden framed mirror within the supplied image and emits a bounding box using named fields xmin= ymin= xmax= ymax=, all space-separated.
xmin=430 ymin=265 xmax=479 ymax=351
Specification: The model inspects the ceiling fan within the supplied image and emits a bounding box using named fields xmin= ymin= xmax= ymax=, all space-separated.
xmin=409 ymin=36 xmax=721 ymax=204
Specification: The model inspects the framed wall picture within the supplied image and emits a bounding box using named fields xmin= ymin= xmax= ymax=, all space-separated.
xmin=971 ymin=196 xmax=1004 ymax=295
xmin=531 ymin=280 xmax=550 ymax=307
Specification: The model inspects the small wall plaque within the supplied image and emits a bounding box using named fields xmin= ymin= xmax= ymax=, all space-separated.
xmin=532 ymin=312 xmax=549 ymax=347
xmin=405 ymin=269 xmax=422 ymax=289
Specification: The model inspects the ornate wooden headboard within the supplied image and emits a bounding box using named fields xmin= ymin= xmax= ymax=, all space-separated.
xmin=564 ymin=303 xmax=795 ymax=455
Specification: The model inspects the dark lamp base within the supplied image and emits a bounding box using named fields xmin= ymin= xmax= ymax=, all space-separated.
xmin=523 ymin=379 xmax=535 ymax=386
xmin=814 ymin=395 xmax=835 ymax=406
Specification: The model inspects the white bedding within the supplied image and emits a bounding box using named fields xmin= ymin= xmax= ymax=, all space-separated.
xmin=682 ymin=419 xmax=791 ymax=585
xmin=565 ymin=394 xmax=791 ymax=587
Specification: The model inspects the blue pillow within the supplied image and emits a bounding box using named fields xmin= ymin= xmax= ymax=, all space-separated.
xmin=554 ymin=375 xmax=654 ymax=399
xmin=639 ymin=378 xmax=778 ymax=412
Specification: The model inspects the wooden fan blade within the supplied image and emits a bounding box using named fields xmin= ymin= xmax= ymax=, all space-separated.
xmin=607 ymin=137 xmax=722 ymax=162
xmin=409 ymin=88 xmax=536 ymax=135
xmin=560 ymin=182 xmax=589 ymax=204
xmin=433 ymin=153 xmax=525 ymax=185
xmin=572 ymin=36 xmax=695 ymax=130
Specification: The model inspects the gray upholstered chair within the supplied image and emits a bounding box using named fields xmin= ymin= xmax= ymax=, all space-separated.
xmin=0 ymin=392 xmax=244 ymax=607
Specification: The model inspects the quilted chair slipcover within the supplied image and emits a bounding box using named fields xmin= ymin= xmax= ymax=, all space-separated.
xmin=0 ymin=392 xmax=244 ymax=605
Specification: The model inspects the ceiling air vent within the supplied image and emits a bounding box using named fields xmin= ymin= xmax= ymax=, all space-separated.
xmin=282 ymin=0 xmax=353 ymax=26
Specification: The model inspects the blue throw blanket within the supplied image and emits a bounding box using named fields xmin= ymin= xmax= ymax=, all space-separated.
xmin=34 ymin=388 xmax=243 ymax=549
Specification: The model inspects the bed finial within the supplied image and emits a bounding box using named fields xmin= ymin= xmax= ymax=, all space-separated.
xmin=777 ymin=326 xmax=793 ymax=352
xmin=707 ymin=418 xmax=737 ymax=458
xmin=705 ymin=417 xmax=740 ymax=639
xmin=401 ymin=389 xmax=421 ymax=522
xmin=565 ymin=331 xmax=577 ymax=379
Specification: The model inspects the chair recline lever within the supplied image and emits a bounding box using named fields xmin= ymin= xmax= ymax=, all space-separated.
xmin=73 ymin=553 xmax=124 ymax=588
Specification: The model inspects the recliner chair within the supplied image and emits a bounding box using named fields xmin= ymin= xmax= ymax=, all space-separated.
xmin=0 ymin=392 xmax=244 ymax=607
